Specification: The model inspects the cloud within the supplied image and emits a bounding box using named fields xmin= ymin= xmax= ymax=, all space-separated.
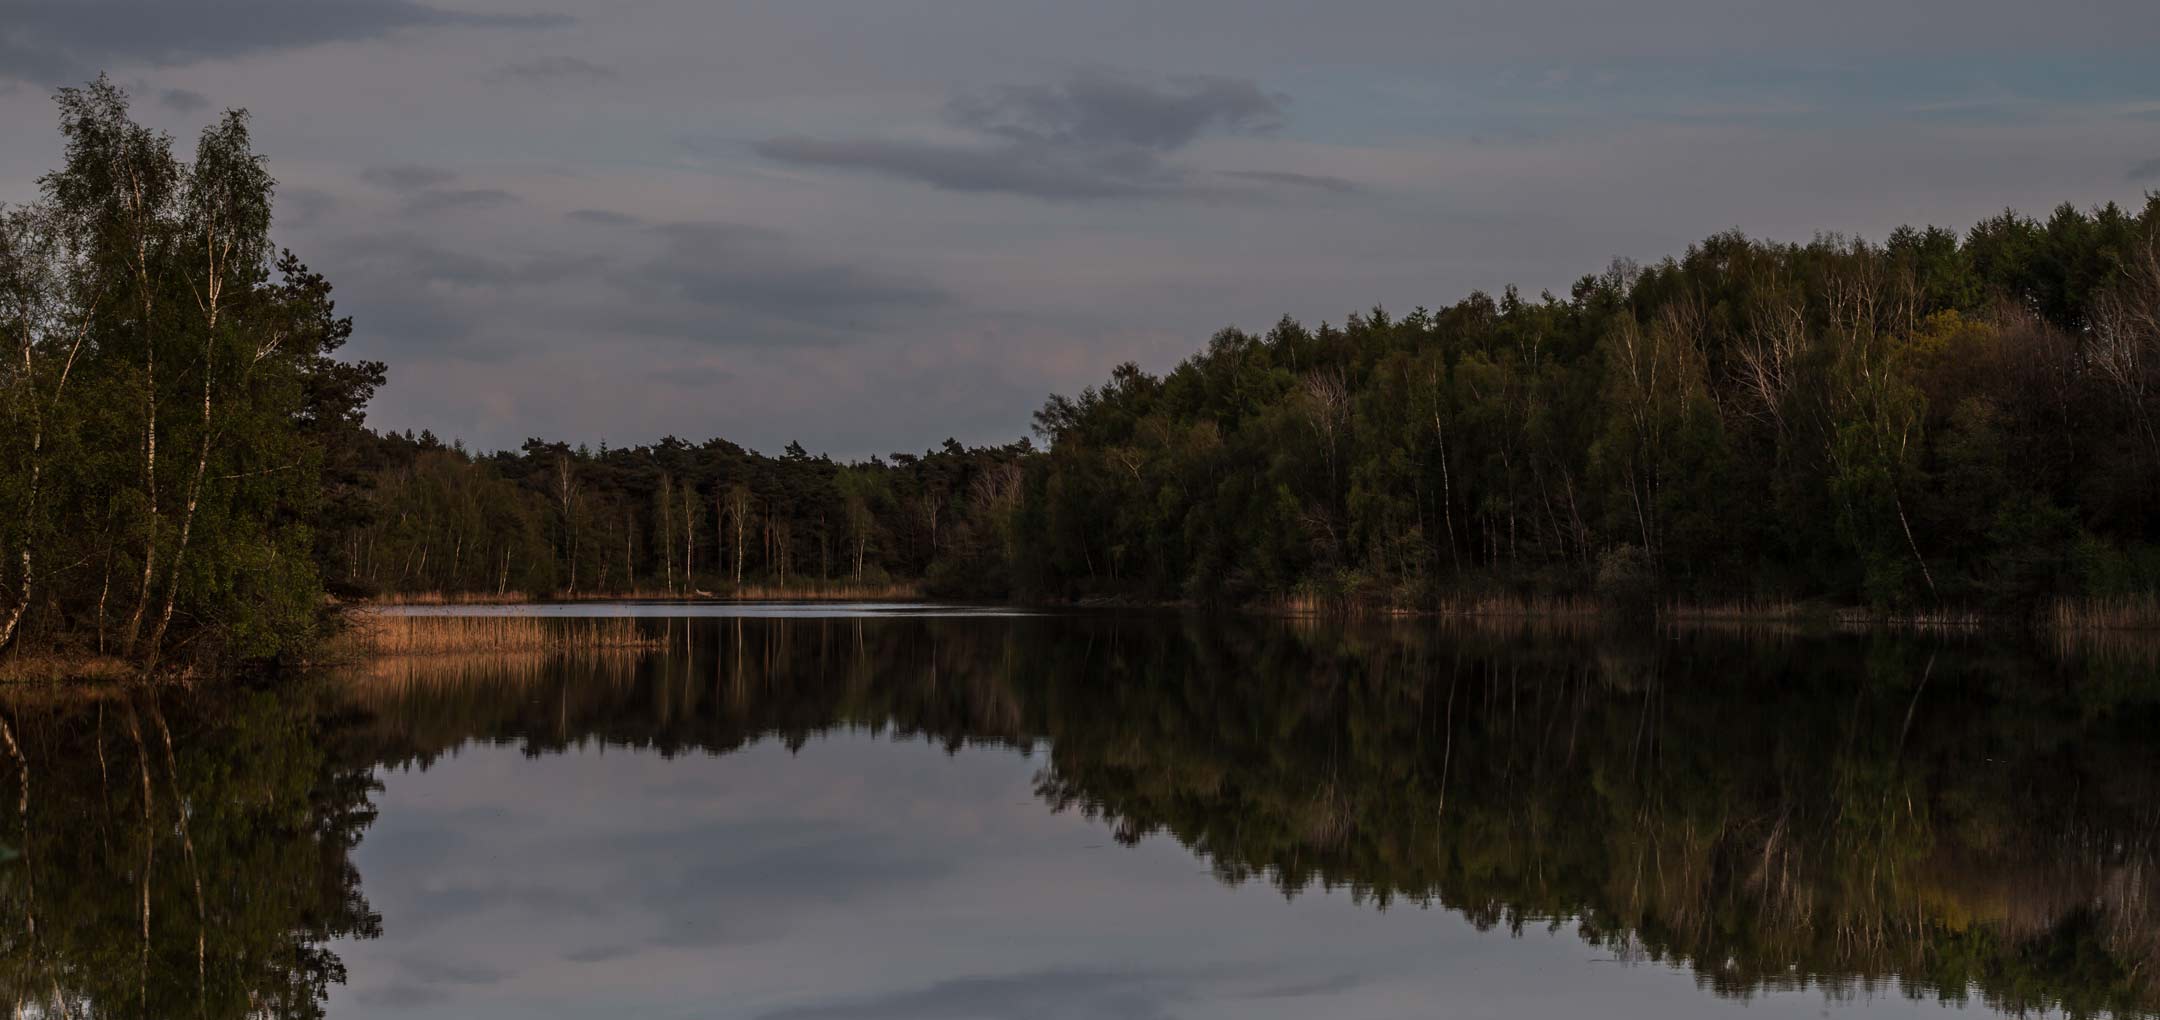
xmin=318 ymin=231 xmax=605 ymax=358
xmin=279 ymin=186 xmax=338 ymax=228
xmin=757 ymin=969 xmax=1192 ymax=1020
xmin=0 ymin=0 xmax=568 ymax=85
xmin=2131 ymin=157 xmax=2160 ymax=182
xmin=494 ymin=54 xmax=617 ymax=82
xmin=756 ymin=70 xmax=1292 ymax=200
xmin=361 ymin=164 xmax=458 ymax=192
xmin=756 ymin=136 xmax=1182 ymax=199
xmin=615 ymin=222 xmax=947 ymax=342
xmin=1219 ymin=169 xmax=1362 ymax=194
xmin=157 ymin=86 xmax=208 ymax=111
xmin=360 ymin=165 xmax=519 ymax=214
xmin=947 ymin=71 xmax=1284 ymax=150
xmin=403 ymin=187 xmax=519 ymax=213
xmin=567 ymin=208 xmax=642 ymax=226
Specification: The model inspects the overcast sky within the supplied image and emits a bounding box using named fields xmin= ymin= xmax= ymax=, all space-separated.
xmin=3 ymin=1 xmax=2157 ymax=457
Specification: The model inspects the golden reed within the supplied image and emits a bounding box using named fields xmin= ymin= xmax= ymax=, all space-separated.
xmin=332 ymin=611 xmax=662 ymax=657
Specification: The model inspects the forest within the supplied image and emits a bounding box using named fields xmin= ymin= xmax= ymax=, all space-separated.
xmin=5 ymin=78 xmax=2160 ymax=670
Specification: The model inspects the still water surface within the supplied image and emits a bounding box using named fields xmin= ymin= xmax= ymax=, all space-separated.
xmin=7 ymin=605 xmax=2158 ymax=1017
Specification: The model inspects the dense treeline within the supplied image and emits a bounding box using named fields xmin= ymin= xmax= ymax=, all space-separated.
xmin=1022 ymin=199 xmax=2160 ymax=612
xmin=0 ymin=79 xmax=382 ymax=669
xmin=324 ymin=430 xmax=1031 ymax=601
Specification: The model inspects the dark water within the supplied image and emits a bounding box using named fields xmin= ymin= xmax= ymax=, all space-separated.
xmin=6 ymin=607 xmax=2160 ymax=1018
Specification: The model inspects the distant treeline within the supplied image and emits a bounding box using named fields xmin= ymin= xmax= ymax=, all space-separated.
xmin=8 ymin=77 xmax=2160 ymax=670
xmin=325 ymin=430 xmax=1031 ymax=602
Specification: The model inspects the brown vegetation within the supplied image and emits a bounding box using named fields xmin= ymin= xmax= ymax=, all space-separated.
xmin=330 ymin=611 xmax=662 ymax=658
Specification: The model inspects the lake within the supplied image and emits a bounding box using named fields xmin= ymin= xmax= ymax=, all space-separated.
xmin=5 ymin=604 xmax=2157 ymax=1018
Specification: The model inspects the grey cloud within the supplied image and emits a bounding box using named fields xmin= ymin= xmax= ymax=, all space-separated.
xmin=1220 ymin=169 xmax=1362 ymax=194
xmin=157 ymin=86 xmax=208 ymax=112
xmin=946 ymin=71 xmax=1284 ymax=151
xmin=757 ymin=136 xmax=1181 ymax=199
xmin=0 ymin=0 xmax=568 ymax=85
xmin=321 ymin=231 xmax=604 ymax=357
xmin=495 ymin=54 xmax=616 ymax=82
xmin=352 ymin=982 xmax=450 ymax=1009
xmin=636 ymin=831 xmax=953 ymax=948
xmin=757 ymin=71 xmax=1294 ymax=201
xmin=336 ymin=233 xmax=600 ymax=290
xmin=360 ymin=165 xmax=518 ymax=214
xmin=2131 ymin=158 xmax=2160 ymax=182
xmin=402 ymin=186 xmax=519 ymax=214
xmin=279 ymin=186 xmax=338 ymax=228
xmin=387 ymin=879 xmax=608 ymax=930
xmin=361 ymin=164 xmax=458 ymax=192
xmin=567 ymin=208 xmax=642 ymax=226
xmin=647 ymin=363 xmax=736 ymax=388
xmin=757 ymin=969 xmax=1191 ymax=1020
xmin=393 ymin=955 xmax=510 ymax=988
xmin=562 ymin=944 xmax=633 ymax=963
xmin=617 ymin=222 xmax=946 ymax=341
xmin=1248 ymin=972 xmax=1368 ymax=998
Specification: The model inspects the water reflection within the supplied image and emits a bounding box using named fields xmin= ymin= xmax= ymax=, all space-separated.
xmin=0 ymin=684 xmax=378 ymax=1018
xmin=5 ymin=614 xmax=2160 ymax=1017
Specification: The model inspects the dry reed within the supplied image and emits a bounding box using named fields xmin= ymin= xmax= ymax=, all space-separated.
xmin=363 ymin=590 xmax=535 ymax=606
xmin=715 ymin=580 xmax=922 ymax=601
xmin=333 ymin=611 xmax=661 ymax=657
xmin=365 ymin=581 xmax=921 ymax=605
xmin=0 ymin=653 xmax=141 ymax=687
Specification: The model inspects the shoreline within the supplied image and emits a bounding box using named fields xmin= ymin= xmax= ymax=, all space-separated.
xmin=347 ymin=591 xmax=2160 ymax=631
xmin=11 ymin=593 xmax=2156 ymax=685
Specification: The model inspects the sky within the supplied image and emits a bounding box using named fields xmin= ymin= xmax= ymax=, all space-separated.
xmin=2 ymin=0 xmax=2158 ymax=457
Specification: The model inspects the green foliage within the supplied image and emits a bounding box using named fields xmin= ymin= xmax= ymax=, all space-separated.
xmin=1018 ymin=197 xmax=2160 ymax=613
xmin=0 ymin=77 xmax=382 ymax=667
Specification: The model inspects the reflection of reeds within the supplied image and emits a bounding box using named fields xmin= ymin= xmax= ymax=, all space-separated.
xmin=2049 ymin=594 xmax=2160 ymax=632
xmin=1267 ymin=591 xmax=1605 ymax=618
xmin=1662 ymin=598 xmax=1808 ymax=622
xmin=337 ymin=648 xmax=648 ymax=696
xmin=333 ymin=612 xmax=660 ymax=657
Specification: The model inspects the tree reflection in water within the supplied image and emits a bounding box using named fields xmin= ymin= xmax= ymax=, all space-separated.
xmin=7 ymin=613 xmax=2160 ymax=1017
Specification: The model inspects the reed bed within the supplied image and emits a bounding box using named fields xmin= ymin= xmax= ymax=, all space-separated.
xmin=333 ymin=611 xmax=663 ymax=657
xmin=364 ymin=581 xmax=922 ymax=606
xmin=1661 ymin=598 xmax=1811 ymax=622
xmin=717 ymin=580 xmax=922 ymax=601
xmin=365 ymin=590 xmax=536 ymax=606
xmin=0 ymin=652 xmax=141 ymax=685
